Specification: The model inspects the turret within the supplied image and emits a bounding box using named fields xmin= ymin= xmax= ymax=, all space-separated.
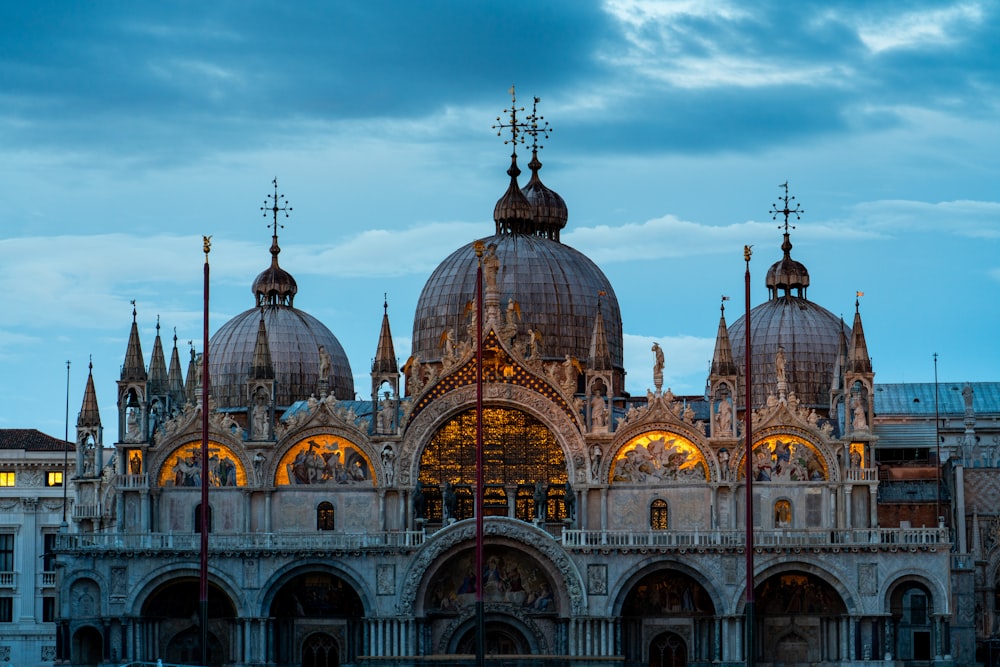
xmin=709 ymin=299 xmax=738 ymax=439
xmin=117 ymin=303 xmax=148 ymax=444
xmin=247 ymin=311 xmax=275 ymax=441
xmin=371 ymin=299 xmax=399 ymax=436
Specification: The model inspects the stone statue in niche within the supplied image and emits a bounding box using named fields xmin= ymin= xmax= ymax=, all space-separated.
xmin=716 ymin=399 xmax=732 ymax=436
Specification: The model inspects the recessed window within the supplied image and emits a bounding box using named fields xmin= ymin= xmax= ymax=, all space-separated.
xmin=317 ymin=502 xmax=335 ymax=531
xmin=42 ymin=596 xmax=55 ymax=622
xmin=0 ymin=472 xmax=13 ymax=487
xmin=650 ymin=499 xmax=669 ymax=530
xmin=0 ymin=534 xmax=13 ymax=571
xmin=43 ymin=534 xmax=57 ymax=572
xmin=0 ymin=597 xmax=11 ymax=622
xmin=46 ymin=471 xmax=63 ymax=487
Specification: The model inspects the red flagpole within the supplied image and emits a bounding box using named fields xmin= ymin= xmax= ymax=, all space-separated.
xmin=473 ymin=241 xmax=485 ymax=666
xmin=744 ymin=245 xmax=755 ymax=667
xmin=200 ymin=236 xmax=211 ymax=666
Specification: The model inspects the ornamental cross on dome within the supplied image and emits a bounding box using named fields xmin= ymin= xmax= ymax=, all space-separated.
xmin=261 ymin=177 xmax=293 ymax=239
xmin=770 ymin=181 xmax=804 ymax=233
xmin=492 ymin=85 xmax=530 ymax=152
xmin=526 ymin=95 xmax=551 ymax=153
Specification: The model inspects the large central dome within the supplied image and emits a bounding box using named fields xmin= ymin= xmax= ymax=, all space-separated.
xmin=412 ymin=147 xmax=623 ymax=372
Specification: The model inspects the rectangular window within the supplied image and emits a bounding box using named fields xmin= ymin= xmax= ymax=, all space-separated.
xmin=0 ymin=598 xmax=11 ymax=622
xmin=0 ymin=534 xmax=13 ymax=572
xmin=43 ymin=533 xmax=57 ymax=572
xmin=42 ymin=596 xmax=55 ymax=622
xmin=806 ymin=493 xmax=823 ymax=527
xmin=46 ymin=471 xmax=63 ymax=487
xmin=0 ymin=472 xmax=13 ymax=487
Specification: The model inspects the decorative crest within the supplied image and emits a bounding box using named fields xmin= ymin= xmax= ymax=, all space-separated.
xmin=492 ymin=85 xmax=529 ymax=151
xmin=525 ymin=95 xmax=551 ymax=153
xmin=261 ymin=178 xmax=293 ymax=239
xmin=770 ymin=181 xmax=804 ymax=232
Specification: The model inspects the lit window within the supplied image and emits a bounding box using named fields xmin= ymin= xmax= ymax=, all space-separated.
xmin=46 ymin=472 xmax=63 ymax=487
xmin=0 ymin=472 xmax=13 ymax=487
xmin=317 ymin=502 xmax=335 ymax=531
xmin=650 ymin=499 xmax=669 ymax=530
xmin=774 ymin=499 xmax=792 ymax=528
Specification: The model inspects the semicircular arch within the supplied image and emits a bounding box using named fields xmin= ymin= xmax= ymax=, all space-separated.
xmin=257 ymin=557 xmax=375 ymax=618
xmin=610 ymin=556 xmax=725 ymax=618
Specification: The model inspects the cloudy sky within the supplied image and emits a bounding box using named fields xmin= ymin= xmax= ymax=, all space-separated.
xmin=2 ymin=1 xmax=998 ymax=439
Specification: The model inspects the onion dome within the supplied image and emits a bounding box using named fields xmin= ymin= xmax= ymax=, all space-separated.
xmin=253 ymin=234 xmax=298 ymax=307
xmin=766 ymin=232 xmax=810 ymax=298
xmin=209 ymin=194 xmax=353 ymax=409
xmin=493 ymin=153 xmax=534 ymax=235
xmin=520 ymin=149 xmax=568 ymax=241
xmin=728 ymin=233 xmax=847 ymax=413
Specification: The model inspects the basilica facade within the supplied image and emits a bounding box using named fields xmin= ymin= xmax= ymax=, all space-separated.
xmin=51 ymin=114 xmax=987 ymax=667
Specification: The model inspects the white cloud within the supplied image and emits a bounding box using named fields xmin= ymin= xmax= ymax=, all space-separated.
xmin=846 ymin=199 xmax=1000 ymax=237
xmin=853 ymin=4 xmax=984 ymax=54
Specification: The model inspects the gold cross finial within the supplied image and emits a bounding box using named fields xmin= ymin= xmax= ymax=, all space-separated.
xmin=492 ymin=85 xmax=528 ymax=152
xmin=770 ymin=181 xmax=804 ymax=233
xmin=261 ymin=177 xmax=292 ymax=240
xmin=526 ymin=95 xmax=551 ymax=153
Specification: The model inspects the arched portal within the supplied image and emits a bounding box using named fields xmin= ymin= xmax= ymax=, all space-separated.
xmin=621 ymin=569 xmax=715 ymax=664
xmin=649 ymin=631 xmax=686 ymax=667
xmin=890 ymin=581 xmax=935 ymax=662
xmin=302 ymin=632 xmax=340 ymax=667
xmin=140 ymin=578 xmax=236 ymax=666
xmin=71 ymin=625 xmax=103 ymax=666
xmin=455 ymin=619 xmax=531 ymax=655
xmin=755 ymin=571 xmax=847 ymax=663
xmin=269 ymin=571 xmax=363 ymax=666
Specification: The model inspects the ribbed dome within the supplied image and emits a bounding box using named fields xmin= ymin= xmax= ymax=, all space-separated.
xmin=209 ymin=306 xmax=353 ymax=409
xmin=728 ymin=297 xmax=847 ymax=412
xmin=209 ymin=234 xmax=352 ymax=409
xmin=412 ymin=233 xmax=623 ymax=369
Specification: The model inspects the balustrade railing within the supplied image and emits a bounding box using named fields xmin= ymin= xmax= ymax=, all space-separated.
xmin=72 ymin=503 xmax=103 ymax=519
xmin=116 ymin=473 xmax=149 ymax=489
xmin=40 ymin=571 xmax=57 ymax=587
xmin=560 ymin=526 xmax=949 ymax=549
xmin=0 ymin=571 xmax=16 ymax=587
xmin=845 ymin=467 xmax=878 ymax=481
xmin=57 ymin=530 xmax=426 ymax=553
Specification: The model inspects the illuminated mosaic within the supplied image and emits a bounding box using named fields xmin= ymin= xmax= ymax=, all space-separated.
xmin=738 ymin=435 xmax=828 ymax=482
xmin=426 ymin=546 xmax=556 ymax=613
xmin=275 ymin=434 xmax=373 ymax=486
xmin=157 ymin=441 xmax=247 ymax=487
xmin=418 ymin=407 xmax=567 ymax=521
xmin=610 ymin=431 xmax=708 ymax=484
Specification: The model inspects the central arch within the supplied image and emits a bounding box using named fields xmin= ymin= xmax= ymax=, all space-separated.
xmin=454 ymin=617 xmax=532 ymax=655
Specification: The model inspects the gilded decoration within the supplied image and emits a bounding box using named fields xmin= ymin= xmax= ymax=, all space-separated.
xmin=738 ymin=435 xmax=828 ymax=482
xmin=426 ymin=546 xmax=556 ymax=613
xmin=276 ymin=434 xmax=374 ymax=486
xmin=157 ymin=441 xmax=247 ymax=487
xmin=610 ymin=431 xmax=708 ymax=484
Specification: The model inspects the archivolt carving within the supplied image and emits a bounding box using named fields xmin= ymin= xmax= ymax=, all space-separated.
xmin=397 ymin=518 xmax=585 ymax=615
xmin=435 ymin=603 xmax=550 ymax=654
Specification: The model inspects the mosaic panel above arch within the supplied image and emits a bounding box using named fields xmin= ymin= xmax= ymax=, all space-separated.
xmin=426 ymin=545 xmax=557 ymax=614
xmin=738 ymin=435 xmax=828 ymax=482
xmin=610 ymin=430 xmax=708 ymax=484
xmin=157 ymin=440 xmax=247 ymax=487
xmin=276 ymin=434 xmax=374 ymax=486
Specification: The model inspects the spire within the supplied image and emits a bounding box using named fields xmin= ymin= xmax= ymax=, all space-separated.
xmin=711 ymin=298 xmax=737 ymax=376
xmin=167 ymin=328 xmax=186 ymax=406
xmin=492 ymin=86 xmax=534 ymax=235
xmin=77 ymin=359 xmax=101 ymax=428
xmin=372 ymin=297 xmax=398 ymax=374
xmin=147 ymin=316 xmax=168 ymax=396
xmin=588 ymin=294 xmax=613 ymax=372
xmin=253 ymin=178 xmax=298 ymax=307
xmin=848 ymin=295 xmax=872 ymax=374
xmin=765 ymin=182 xmax=810 ymax=299
xmin=184 ymin=342 xmax=201 ymax=404
xmin=249 ymin=310 xmax=275 ymax=380
xmin=831 ymin=317 xmax=849 ymax=393
xmin=121 ymin=301 xmax=147 ymax=382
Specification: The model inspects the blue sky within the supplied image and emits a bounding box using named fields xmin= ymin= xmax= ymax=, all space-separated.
xmin=1 ymin=1 xmax=998 ymax=438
